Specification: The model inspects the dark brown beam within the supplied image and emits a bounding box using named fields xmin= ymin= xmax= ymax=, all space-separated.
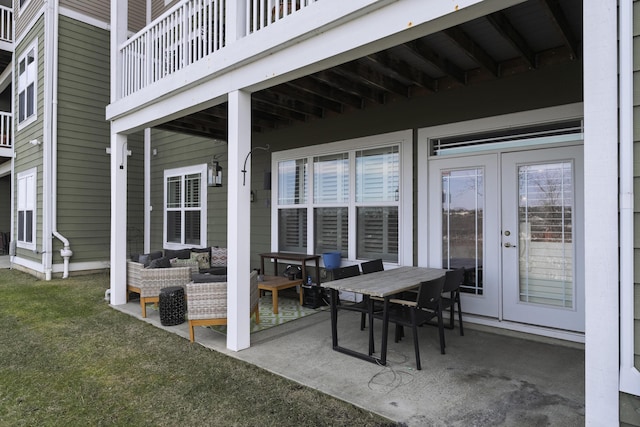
xmin=486 ymin=11 xmax=537 ymax=69
xmin=311 ymin=70 xmax=386 ymax=104
xmin=336 ymin=60 xmax=410 ymax=98
xmin=254 ymin=90 xmax=325 ymax=118
xmin=252 ymin=99 xmax=308 ymax=123
xmin=402 ymin=40 xmax=466 ymax=85
xmin=288 ymin=76 xmax=364 ymax=109
xmin=443 ymin=26 xmax=499 ymax=77
xmin=366 ymin=51 xmax=437 ymax=91
xmin=540 ymin=0 xmax=579 ymax=60
xmin=277 ymin=83 xmax=343 ymax=113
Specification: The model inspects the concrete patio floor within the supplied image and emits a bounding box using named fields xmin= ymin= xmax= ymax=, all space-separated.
xmin=113 ymin=299 xmax=585 ymax=426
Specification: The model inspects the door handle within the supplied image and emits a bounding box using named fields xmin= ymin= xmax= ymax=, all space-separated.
xmin=504 ymin=242 xmax=516 ymax=248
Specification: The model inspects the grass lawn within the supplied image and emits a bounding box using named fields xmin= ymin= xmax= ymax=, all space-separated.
xmin=0 ymin=270 xmax=396 ymax=426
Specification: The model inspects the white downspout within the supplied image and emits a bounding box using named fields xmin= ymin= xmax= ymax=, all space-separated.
xmin=42 ymin=0 xmax=53 ymax=280
xmin=619 ymin=0 xmax=639 ymax=395
xmin=47 ymin=0 xmax=71 ymax=278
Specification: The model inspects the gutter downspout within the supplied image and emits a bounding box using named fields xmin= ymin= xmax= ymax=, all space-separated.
xmin=45 ymin=0 xmax=71 ymax=279
xmin=619 ymin=0 xmax=639 ymax=395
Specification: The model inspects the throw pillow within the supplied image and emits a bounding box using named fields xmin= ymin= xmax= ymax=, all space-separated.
xmin=190 ymin=251 xmax=211 ymax=270
xmin=164 ymin=248 xmax=191 ymax=259
xmin=210 ymin=247 xmax=227 ymax=267
xmin=137 ymin=253 xmax=151 ymax=267
xmin=148 ymin=256 xmax=171 ymax=269
xmin=149 ymin=251 xmax=163 ymax=260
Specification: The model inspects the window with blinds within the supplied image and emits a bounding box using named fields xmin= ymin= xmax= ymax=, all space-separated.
xmin=164 ymin=166 xmax=206 ymax=248
xmin=277 ymin=145 xmax=400 ymax=262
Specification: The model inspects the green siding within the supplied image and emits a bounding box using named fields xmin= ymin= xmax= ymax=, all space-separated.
xmin=127 ymin=131 xmax=145 ymax=257
xmin=149 ymin=129 xmax=228 ymax=252
xmin=627 ymin=1 xmax=640 ymax=424
xmin=55 ymin=16 xmax=110 ymax=264
xmin=13 ymin=18 xmax=45 ymax=264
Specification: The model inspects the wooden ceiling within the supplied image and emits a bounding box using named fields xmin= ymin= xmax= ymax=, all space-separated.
xmin=157 ymin=0 xmax=582 ymax=141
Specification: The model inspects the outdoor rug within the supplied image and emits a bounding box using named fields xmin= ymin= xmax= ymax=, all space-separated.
xmin=208 ymin=294 xmax=327 ymax=335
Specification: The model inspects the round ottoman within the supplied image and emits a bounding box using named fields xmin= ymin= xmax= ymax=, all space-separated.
xmin=159 ymin=286 xmax=186 ymax=326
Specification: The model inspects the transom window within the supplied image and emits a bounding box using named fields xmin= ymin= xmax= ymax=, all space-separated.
xmin=273 ymin=131 xmax=412 ymax=264
xmin=163 ymin=164 xmax=207 ymax=249
xmin=18 ymin=42 xmax=37 ymax=127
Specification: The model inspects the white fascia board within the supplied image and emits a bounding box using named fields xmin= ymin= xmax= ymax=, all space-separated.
xmin=107 ymin=0 xmax=523 ymax=131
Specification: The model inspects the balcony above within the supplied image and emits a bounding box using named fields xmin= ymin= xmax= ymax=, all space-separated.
xmin=109 ymin=0 xmax=582 ymax=140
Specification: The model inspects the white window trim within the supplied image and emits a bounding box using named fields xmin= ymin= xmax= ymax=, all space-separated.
xmin=417 ymin=103 xmax=584 ymax=268
xmin=16 ymin=167 xmax=37 ymax=251
xmin=18 ymin=0 xmax=33 ymax=16
xmin=163 ymin=164 xmax=208 ymax=250
xmin=17 ymin=39 xmax=38 ymax=130
xmin=271 ymin=130 xmax=413 ymax=266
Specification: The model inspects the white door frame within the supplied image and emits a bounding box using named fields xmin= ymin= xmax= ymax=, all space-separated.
xmin=417 ymin=103 xmax=584 ymax=342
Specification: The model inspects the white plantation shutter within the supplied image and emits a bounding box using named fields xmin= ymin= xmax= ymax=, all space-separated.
xmin=276 ymin=144 xmax=401 ymax=262
xmin=356 ymin=147 xmax=399 ymax=203
xmin=314 ymin=154 xmax=348 ymax=203
xmin=278 ymin=209 xmax=307 ymax=252
xmin=164 ymin=167 xmax=206 ymax=247
xmin=314 ymin=207 xmax=348 ymax=255
xmin=278 ymin=159 xmax=307 ymax=205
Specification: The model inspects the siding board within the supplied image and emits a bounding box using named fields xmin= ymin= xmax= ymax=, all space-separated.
xmin=54 ymin=16 xmax=111 ymax=263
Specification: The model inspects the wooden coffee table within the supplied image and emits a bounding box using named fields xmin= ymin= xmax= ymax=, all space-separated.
xmin=258 ymin=275 xmax=304 ymax=314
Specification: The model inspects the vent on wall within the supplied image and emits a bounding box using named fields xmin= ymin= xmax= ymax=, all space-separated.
xmin=431 ymin=120 xmax=583 ymax=156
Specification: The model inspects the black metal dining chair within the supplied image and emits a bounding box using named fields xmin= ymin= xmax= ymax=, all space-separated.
xmin=378 ymin=275 xmax=447 ymax=370
xmin=441 ymin=267 xmax=465 ymax=335
xmin=331 ymin=264 xmax=368 ymax=327
xmin=360 ymin=258 xmax=384 ymax=274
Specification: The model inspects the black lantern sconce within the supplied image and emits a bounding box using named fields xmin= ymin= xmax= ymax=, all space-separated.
xmin=208 ymin=161 xmax=223 ymax=187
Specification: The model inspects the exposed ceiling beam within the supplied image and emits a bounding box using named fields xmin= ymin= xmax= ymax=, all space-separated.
xmin=486 ymin=11 xmax=537 ymax=69
xmin=540 ymin=0 xmax=579 ymax=60
xmin=443 ymin=26 xmax=500 ymax=77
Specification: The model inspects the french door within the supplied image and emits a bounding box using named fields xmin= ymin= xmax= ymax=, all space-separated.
xmin=429 ymin=145 xmax=584 ymax=332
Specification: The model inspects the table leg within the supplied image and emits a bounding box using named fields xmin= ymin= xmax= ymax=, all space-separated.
xmin=299 ymin=285 xmax=304 ymax=306
xmin=272 ymin=290 xmax=279 ymax=314
xmin=330 ymin=289 xmax=338 ymax=348
xmin=368 ymin=297 xmax=375 ymax=356
xmin=381 ymin=296 xmax=390 ymax=365
xmin=315 ymin=259 xmax=320 ymax=285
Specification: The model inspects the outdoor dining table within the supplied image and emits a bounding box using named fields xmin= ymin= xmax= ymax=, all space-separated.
xmin=321 ymin=266 xmax=448 ymax=366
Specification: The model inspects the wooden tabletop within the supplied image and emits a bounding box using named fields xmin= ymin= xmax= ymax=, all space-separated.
xmin=320 ymin=266 xmax=447 ymax=298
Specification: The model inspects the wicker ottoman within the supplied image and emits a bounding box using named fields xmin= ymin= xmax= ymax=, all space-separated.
xmin=159 ymin=286 xmax=186 ymax=326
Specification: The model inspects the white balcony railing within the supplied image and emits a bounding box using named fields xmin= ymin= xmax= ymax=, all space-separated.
xmin=0 ymin=6 xmax=13 ymax=44
xmin=0 ymin=112 xmax=12 ymax=149
xmin=120 ymin=0 xmax=316 ymax=98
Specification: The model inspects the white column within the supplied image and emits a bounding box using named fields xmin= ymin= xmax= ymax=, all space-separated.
xmin=144 ymin=128 xmax=151 ymax=253
xmin=225 ymin=0 xmax=247 ymax=44
xmin=110 ymin=0 xmax=127 ymax=102
xmin=110 ymin=131 xmax=128 ymax=305
xmin=226 ymin=90 xmax=252 ymax=351
xmin=583 ymin=1 xmax=619 ymax=424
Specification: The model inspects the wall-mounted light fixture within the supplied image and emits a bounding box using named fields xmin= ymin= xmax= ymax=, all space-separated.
xmin=208 ymin=161 xmax=223 ymax=187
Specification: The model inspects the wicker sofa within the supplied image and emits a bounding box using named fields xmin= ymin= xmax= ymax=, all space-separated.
xmin=186 ymin=270 xmax=260 ymax=342
xmin=126 ymin=260 xmax=198 ymax=318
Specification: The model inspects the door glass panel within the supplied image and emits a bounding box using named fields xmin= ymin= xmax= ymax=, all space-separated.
xmin=518 ymin=162 xmax=573 ymax=308
xmin=442 ymin=168 xmax=484 ymax=294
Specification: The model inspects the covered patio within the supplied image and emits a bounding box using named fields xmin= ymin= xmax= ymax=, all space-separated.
xmin=113 ymin=297 xmax=585 ymax=426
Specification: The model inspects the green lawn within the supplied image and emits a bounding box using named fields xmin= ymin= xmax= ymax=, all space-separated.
xmin=0 ymin=270 xmax=395 ymax=426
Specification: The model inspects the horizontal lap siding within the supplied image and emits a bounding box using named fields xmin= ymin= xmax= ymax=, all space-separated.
xmin=152 ymin=0 xmax=180 ymax=21
xmin=55 ymin=16 xmax=110 ymax=263
xmin=0 ymin=176 xmax=10 ymax=236
xmin=16 ymin=0 xmax=44 ymax=40
xmin=625 ymin=1 xmax=640 ymax=425
xmin=149 ymin=129 xmax=227 ymax=251
xmin=13 ymin=19 xmax=44 ymax=264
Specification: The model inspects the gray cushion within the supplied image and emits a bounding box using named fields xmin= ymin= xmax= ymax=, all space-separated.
xmin=192 ymin=273 xmax=227 ymax=283
xmin=147 ymin=256 xmax=172 ymax=269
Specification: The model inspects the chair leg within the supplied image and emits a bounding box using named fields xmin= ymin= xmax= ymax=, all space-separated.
xmin=140 ymin=298 xmax=147 ymax=318
xmin=456 ymin=294 xmax=464 ymax=336
xmin=189 ymin=321 xmax=195 ymax=342
xmin=410 ymin=311 xmax=421 ymax=370
xmin=449 ymin=291 xmax=455 ymax=329
xmin=437 ymin=307 xmax=446 ymax=355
